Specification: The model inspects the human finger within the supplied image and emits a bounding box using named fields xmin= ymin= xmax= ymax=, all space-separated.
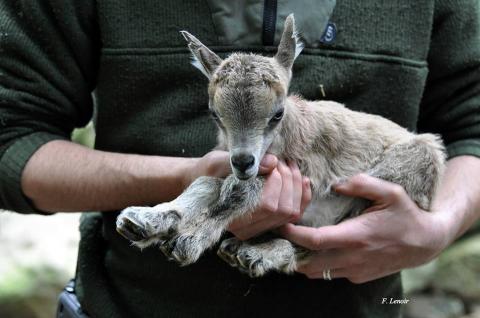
xmin=276 ymin=161 xmax=295 ymax=219
xmin=258 ymin=154 xmax=278 ymax=175
xmin=297 ymin=177 xmax=312 ymax=222
xmin=297 ymin=249 xmax=361 ymax=275
xmin=288 ymin=160 xmax=303 ymax=221
xmin=334 ymin=174 xmax=407 ymax=204
xmin=302 ymin=267 xmax=350 ymax=280
xmin=232 ymin=163 xmax=298 ymax=239
xmin=228 ymin=168 xmax=282 ymax=234
xmin=278 ymin=223 xmax=365 ymax=250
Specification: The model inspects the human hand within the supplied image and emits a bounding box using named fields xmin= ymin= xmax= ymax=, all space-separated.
xmin=228 ymin=160 xmax=312 ymax=240
xmin=184 ymin=150 xmax=231 ymax=186
xmin=278 ymin=174 xmax=451 ymax=284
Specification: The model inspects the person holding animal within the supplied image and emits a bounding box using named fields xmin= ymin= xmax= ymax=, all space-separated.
xmin=1 ymin=1 xmax=479 ymax=318
xmin=117 ymin=16 xmax=446 ymax=279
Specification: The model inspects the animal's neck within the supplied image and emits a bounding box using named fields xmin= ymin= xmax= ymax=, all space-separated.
xmin=275 ymin=96 xmax=344 ymax=162
xmin=274 ymin=96 xmax=315 ymax=160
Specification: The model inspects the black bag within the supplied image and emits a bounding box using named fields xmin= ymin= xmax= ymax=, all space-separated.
xmin=56 ymin=280 xmax=90 ymax=318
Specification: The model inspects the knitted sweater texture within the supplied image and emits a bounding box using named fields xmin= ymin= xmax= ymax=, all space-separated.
xmin=1 ymin=1 xmax=479 ymax=317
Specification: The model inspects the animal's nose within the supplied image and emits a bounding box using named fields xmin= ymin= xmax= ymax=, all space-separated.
xmin=231 ymin=153 xmax=255 ymax=173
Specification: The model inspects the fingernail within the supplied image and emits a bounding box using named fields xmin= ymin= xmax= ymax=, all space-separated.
xmin=260 ymin=154 xmax=277 ymax=167
xmin=331 ymin=181 xmax=346 ymax=192
xmin=303 ymin=177 xmax=310 ymax=185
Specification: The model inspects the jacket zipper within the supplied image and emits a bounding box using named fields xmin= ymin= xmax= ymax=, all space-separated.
xmin=262 ymin=0 xmax=277 ymax=46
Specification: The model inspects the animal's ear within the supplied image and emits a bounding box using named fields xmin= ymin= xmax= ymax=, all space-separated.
xmin=180 ymin=31 xmax=223 ymax=79
xmin=274 ymin=14 xmax=304 ymax=71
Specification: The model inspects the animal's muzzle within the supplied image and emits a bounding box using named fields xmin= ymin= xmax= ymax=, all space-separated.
xmin=231 ymin=153 xmax=255 ymax=174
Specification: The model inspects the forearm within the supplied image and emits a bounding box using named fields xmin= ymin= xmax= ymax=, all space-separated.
xmin=21 ymin=140 xmax=196 ymax=213
xmin=432 ymin=155 xmax=480 ymax=242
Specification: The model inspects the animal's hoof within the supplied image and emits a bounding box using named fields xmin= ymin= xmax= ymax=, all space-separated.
xmin=116 ymin=215 xmax=148 ymax=242
xmin=161 ymin=234 xmax=203 ymax=266
xmin=217 ymin=238 xmax=242 ymax=267
xmin=218 ymin=239 xmax=270 ymax=278
xmin=236 ymin=249 xmax=270 ymax=278
xmin=116 ymin=207 xmax=182 ymax=246
xmin=159 ymin=239 xmax=176 ymax=261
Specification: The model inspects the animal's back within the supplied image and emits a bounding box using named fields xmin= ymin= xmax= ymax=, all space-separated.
xmin=296 ymin=100 xmax=446 ymax=227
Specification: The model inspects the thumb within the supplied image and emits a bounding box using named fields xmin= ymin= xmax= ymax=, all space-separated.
xmin=207 ymin=150 xmax=231 ymax=177
xmin=258 ymin=154 xmax=277 ymax=174
xmin=277 ymin=223 xmax=360 ymax=250
xmin=333 ymin=174 xmax=399 ymax=203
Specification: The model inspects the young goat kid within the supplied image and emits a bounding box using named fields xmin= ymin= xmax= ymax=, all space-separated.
xmin=116 ymin=15 xmax=446 ymax=277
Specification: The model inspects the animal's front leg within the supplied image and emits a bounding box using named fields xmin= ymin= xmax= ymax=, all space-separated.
xmin=162 ymin=175 xmax=264 ymax=266
xmin=116 ymin=205 xmax=181 ymax=249
xmin=218 ymin=235 xmax=309 ymax=277
xmin=116 ymin=176 xmax=223 ymax=249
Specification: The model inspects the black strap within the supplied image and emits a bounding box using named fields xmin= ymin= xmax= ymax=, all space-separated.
xmin=262 ymin=0 xmax=277 ymax=45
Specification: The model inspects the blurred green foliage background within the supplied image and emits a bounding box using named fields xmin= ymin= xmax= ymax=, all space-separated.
xmin=0 ymin=123 xmax=94 ymax=318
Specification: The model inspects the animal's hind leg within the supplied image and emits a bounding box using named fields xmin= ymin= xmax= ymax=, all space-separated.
xmin=368 ymin=134 xmax=445 ymax=210
xmin=218 ymin=235 xmax=309 ymax=277
xmin=161 ymin=175 xmax=265 ymax=265
xmin=116 ymin=176 xmax=224 ymax=249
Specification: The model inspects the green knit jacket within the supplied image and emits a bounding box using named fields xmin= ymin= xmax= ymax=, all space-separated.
xmin=1 ymin=1 xmax=479 ymax=317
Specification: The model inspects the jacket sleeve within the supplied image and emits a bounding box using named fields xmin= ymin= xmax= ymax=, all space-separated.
xmin=0 ymin=1 xmax=99 ymax=213
xmin=417 ymin=0 xmax=480 ymax=159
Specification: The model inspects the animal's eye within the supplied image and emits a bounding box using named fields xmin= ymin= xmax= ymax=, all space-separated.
xmin=270 ymin=109 xmax=284 ymax=123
